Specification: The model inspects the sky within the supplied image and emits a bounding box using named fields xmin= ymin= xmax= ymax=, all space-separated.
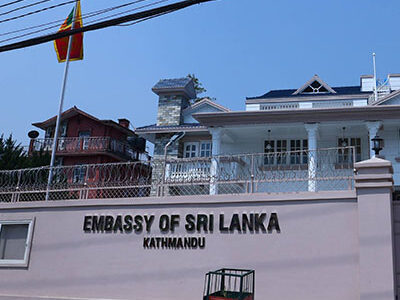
xmin=0 ymin=0 xmax=399 ymax=150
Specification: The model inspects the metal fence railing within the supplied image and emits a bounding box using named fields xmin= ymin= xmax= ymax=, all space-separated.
xmin=0 ymin=147 xmax=355 ymax=202
xmin=30 ymin=137 xmax=150 ymax=162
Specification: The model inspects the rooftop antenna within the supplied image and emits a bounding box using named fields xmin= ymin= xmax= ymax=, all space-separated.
xmin=373 ymin=52 xmax=378 ymax=101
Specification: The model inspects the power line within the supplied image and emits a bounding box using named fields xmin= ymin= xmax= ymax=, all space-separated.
xmin=117 ymin=8 xmax=171 ymax=26
xmin=0 ymin=0 xmax=170 ymax=43
xmin=0 ymin=0 xmax=151 ymax=38
xmin=0 ymin=0 xmax=25 ymax=9
xmin=0 ymin=0 xmax=75 ymax=24
xmin=0 ymin=0 xmax=215 ymax=53
xmin=0 ymin=0 xmax=166 ymax=43
xmin=0 ymin=0 xmax=52 ymax=17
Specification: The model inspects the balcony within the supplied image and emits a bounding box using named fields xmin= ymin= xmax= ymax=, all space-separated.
xmin=162 ymin=147 xmax=355 ymax=195
xmin=30 ymin=137 xmax=150 ymax=162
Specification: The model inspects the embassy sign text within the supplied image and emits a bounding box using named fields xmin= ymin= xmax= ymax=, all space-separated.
xmin=83 ymin=212 xmax=280 ymax=250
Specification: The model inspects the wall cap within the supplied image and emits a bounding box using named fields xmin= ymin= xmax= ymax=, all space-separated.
xmin=354 ymin=157 xmax=393 ymax=173
xmin=0 ymin=190 xmax=356 ymax=210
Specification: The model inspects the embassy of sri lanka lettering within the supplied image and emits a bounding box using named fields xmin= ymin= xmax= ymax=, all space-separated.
xmin=83 ymin=212 xmax=280 ymax=250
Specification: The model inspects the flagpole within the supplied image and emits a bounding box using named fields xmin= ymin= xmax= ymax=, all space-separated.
xmin=46 ymin=0 xmax=79 ymax=201
xmin=373 ymin=52 xmax=378 ymax=102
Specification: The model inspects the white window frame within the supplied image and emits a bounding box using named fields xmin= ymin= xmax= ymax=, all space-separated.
xmin=264 ymin=139 xmax=308 ymax=165
xmin=60 ymin=121 xmax=68 ymax=137
xmin=183 ymin=142 xmax=199 ymax=158
xmin=73 ymin=165 xmax=87 ymax=183
xmin=199 ymin=141 xmax=212 ymax=157
xmin=0 ymin=218 xmax=35 ymax=268
xmin=338 ymin=137 xmax=362 ymax=163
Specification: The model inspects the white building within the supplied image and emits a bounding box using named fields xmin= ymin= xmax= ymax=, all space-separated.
xmin=136 ymin=74 xmax=400 ymax=195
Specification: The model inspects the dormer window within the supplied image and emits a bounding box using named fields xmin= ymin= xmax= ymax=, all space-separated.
xmin=293 ymin=75 xmax=336 ymax=95
xmin=302 ymin=81 xmax=329 ymax=94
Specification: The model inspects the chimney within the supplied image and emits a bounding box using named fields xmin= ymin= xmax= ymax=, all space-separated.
xmin=118 ymin=118 xmax=130 ymax=128
xmin=388 ymin=74 xmax=400 ymax=91
xmin=152 ymin=78 xmax=196 ymax=126
xmin=360 ymin=75 xmax=374 ymax=92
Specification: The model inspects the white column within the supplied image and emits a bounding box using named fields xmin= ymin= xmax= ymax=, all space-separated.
xmin=210 ymin=128 xmax=222 ymax=195
xmin=305 ymin=123 xmax=319 ymax=192
xmin=365 ymin=121 xmax=382 ymax=158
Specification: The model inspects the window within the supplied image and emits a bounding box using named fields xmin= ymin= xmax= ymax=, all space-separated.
xmin=0 ymin=219 xmax=34 ymax=267
xmin=45 ymin=127 xmax=54 ymax=139
xmin=184 ymin=141 xmax=212 ymax=158
xmin=60 ymin=121 xmax=68 ymax=137
xmin=264 ymin=140 xmax=275 ymax=165
xmin=79 ymin=131 xmax=91 ymax=150
xmin=276 ymin=140 xmax=287 ymax=164
xmin=265 ymin=139 xmax=308 ymax=165
xmin=290 ymin=139 xmax=308 ymax=164
xmin=73 ymin=165 xmax=87 ymax=183
xmin=301 ymin=80 xmax=329 ymax=94
xmin=338 ymin=138 xmax=361 ymax=163
xmin=184 ymin=143 xmax=198 ymax=158
xmin=200 ymin=141 xmax=212 ymax=157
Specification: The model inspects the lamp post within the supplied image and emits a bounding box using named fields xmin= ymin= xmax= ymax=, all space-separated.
xmin=371 ymin=135 xmax=383 ymax=156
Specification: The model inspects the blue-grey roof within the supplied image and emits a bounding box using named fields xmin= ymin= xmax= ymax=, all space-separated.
xmin=247 ymin=86 xmax=371 ymax=100
xmin=153 ymin=78 xmax=192 ymax=90
xmin=135 ymin=123 xmax=206 ymax=132
xmin=152 ymin=77 xmax=196 ymax=99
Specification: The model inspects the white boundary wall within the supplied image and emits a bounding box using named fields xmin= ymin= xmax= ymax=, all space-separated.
xmin=0 ymin=157 xmax=396 ymax=300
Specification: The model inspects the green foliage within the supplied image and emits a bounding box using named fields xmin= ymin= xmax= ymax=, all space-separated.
xmin=187 ymin=74 xmax=217 ymax=103
xmin=187 ymin=73 xmax=207 ymax=95
xmin=0 ymin=134 xmax=50 ymax=170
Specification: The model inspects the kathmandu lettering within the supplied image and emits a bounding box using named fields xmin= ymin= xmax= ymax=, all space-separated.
xmin=143 ymin=236 xmax=205 ymax=249
xmin=83 ymin=213 xmax=280 ymax=249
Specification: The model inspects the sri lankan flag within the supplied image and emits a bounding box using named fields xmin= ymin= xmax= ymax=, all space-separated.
xmin=54 ymin=0 xmax=83 ymax=62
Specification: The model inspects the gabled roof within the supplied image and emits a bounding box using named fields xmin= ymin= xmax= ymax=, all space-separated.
xmin=293 ymin=74 xmax=336 ymax=95
xmin=247 ymin=86 xmax=369 ymax=100
xmin=152 ymin=77 xmax=196 ymax=99
xmin=32 ymin=106 xmax=135 ymax=135
xmin=247 ymin=74 xmax=372 ymax=102
xmin=183 ymin=98 xmax=231 ymax=114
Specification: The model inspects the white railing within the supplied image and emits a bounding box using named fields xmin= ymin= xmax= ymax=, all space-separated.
xmin=0 ymin=147 xmax=355 ymax=202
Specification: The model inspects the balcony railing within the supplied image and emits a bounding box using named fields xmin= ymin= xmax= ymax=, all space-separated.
xmin=30 ymin=137 xmax=150 ymax=162
xmin=0 ymin=147 xmax=355 ymax=202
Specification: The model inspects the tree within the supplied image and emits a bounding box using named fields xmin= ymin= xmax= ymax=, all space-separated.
xmin=187 ymin=73 xmax=207 ymax=95
xmin=187 ymin=74 xmax=216 ymax=103
xmin=0 ymin=134 xmax=50 ymax=170
xmin=0 ymin=134 xmax=25 ymax=170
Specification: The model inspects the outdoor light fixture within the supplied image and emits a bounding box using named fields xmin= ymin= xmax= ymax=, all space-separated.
xmin=372 ymin=135 xmax=383 ymax=156
xmin=341 ymin=127 xmax=347 ymax=147
xmin=266 ymin=130 xmax=272 ymax=150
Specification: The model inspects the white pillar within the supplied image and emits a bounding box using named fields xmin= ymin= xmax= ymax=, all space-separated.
xmin=210 ymin=128 xmax=222 ymax=195
xmin=305 ymin=123 xmax=319 ymax=192
xmin=365 ymin=121 xmax=382 ymax=158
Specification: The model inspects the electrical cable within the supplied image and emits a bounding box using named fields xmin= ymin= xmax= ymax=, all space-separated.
xmin=0 ymin=0 xmax=53 ymax=17
xmin=0 ymin=0 xmax=215 ymax=52
xmin=0 ymin=0 xmax=150 ymax=37
xmin=0 ymin=0 xmax=25 ymax=9
xmin=84 ymin=0 xmax=170 ymax=27
xmin=117 ymin=7 xmax=172 ymax=26
xmin=0 ymin=0 xmax=169 ymax=43
xmin=0 ymin=0 xmax=75 ymax=24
